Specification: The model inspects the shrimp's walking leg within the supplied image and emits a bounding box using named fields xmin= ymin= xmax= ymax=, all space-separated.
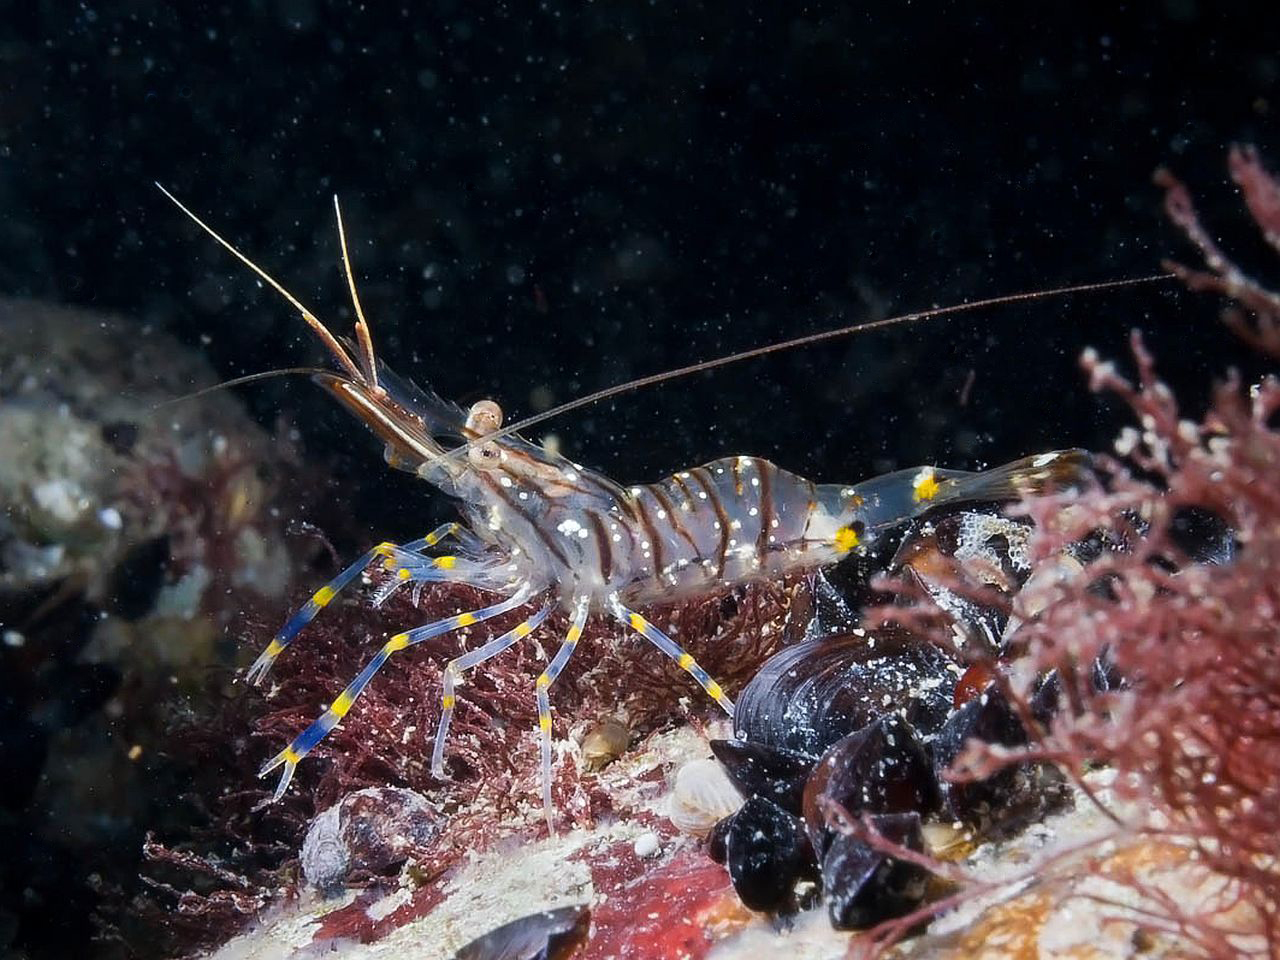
xmin=610 ymin=600 xmax=736 ymax=716
xmin=247 ymin=523 xmax=464 ymax=684
xmin=430 ymin=602 xmax=554 ymax=777
xmin=534 ymin=596 xmax=591 ymax=833
xmin=259 ymin=584 xmax=536 ymax=801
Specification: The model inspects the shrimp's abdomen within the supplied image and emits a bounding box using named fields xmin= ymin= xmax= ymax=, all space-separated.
xmin=620 ymin=457 xmax=829 ymax=604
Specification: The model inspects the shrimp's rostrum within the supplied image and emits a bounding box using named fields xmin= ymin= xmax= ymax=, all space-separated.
xmin=160 ymin=187 xmax=1089 ymax=831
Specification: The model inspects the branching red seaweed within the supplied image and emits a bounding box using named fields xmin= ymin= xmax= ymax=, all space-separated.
xmin=970 ymin=330 xmax=1280 ymax=956
xmin=849 ymin=148 xmax=1280 ymax=959
xmin=1157 ymin=144 xmax=1280 ymax=358
xmin=130 ymin=560 xmax=798 ymax=954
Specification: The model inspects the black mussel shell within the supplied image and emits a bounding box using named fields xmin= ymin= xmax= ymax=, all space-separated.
xmin=823 ymin=531 xmax=909 ymax=612
xmin=734 ymin=630 xmax=958 ymax=757
xmin=821 ymin=812 xmax=928 ymax=930
xmin=1030 ymin=670 xmax=1061 ymax=727
xmin=930 ymin=687 xmax=1027 ymax=824
xmin=709 ymin=739 xmax=814 ymax=815
xmin=725 ymin=796 xmax=817 ymax=913
xmin=1092 ymin=648 xmax=1124 ymax=693
xmin=451 ymin=905 xmax=590 ymax=960
xmin=802 ymin=715 xmax=939 ymax=855
xmin=1030 ymin=652 xmax=1123 ymax=729
xmin=707 ymin=813 xmax=734 ymax=864
xmin=1169 ymin=505 xmax=1236 ymax=566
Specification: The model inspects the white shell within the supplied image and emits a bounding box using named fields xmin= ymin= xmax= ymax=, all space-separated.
xmin=300 ymin=802 xmax=348 ymax=888
xmin=666 ymin=757 xmax=744 ymax=836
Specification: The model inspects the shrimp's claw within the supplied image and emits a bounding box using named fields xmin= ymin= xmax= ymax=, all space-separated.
xmin=258 ymin=746 xmax=300 ymax=802
xmin=245 ymin=642 xmax=283 ymax=685
xmin=241 ymin=527 xmax=462 ymax=686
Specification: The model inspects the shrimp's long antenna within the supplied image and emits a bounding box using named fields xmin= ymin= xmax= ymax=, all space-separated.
xmin=156 ymin=183 xmax=366 ymax=385
xmin=458 ymin=272 xmax=1175 ymax=456
xmin=332 ymin=194 xmax=381 ymax=391
xmin=151 ymin=366 xmax=336 ymax=410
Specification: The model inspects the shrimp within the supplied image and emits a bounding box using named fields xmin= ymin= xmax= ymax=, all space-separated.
xmin=158 ymin=186 xmax=1161 ymax=831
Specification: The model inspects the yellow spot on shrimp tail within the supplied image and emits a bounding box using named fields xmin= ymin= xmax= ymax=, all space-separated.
xmin=678 ymin=652 xmax=695 ymax=669
xmin=264 ymin=638 xmax=286 ymax=657
xmin=628 ymin=613 xmax=648 ymax=631
xmin=397 ymin=567 xmax=412 ymax=580
xmin=913 ymin=468 xmax=941 ymax=502
xmin=434 ymin=555 xmax=457 ymax=570
xmin=539 ymin=714 xmax=552 ymax=732
xmin=375 ymin=542 xmax=395 ymax=556
xmin=312 ymin=585 xmax=337 ymax=607
xmin=283 ymin=746 xmax=302 ymax=765
xmin=386 ymin=633 xmax=410 ymax=652
xmin=331 ymin=690 xmax=356 ymax=717
xmin=834 ymin=525 xmax=860 ymax=553
xmin=455 ymin=612 xmax=477 ymax=627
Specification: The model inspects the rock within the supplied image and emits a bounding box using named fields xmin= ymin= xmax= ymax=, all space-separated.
xmin=302 ymin=787 xmax=444 ymax=890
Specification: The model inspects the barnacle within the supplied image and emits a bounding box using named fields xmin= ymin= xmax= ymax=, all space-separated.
xmin=666 ymin=757 xmax=743 ymax=837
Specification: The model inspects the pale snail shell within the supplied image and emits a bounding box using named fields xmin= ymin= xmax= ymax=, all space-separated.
xmin=667 ymin=757 xmax=744 ymax=836
xmin=581 ymin=717 xmax=630 ymax=772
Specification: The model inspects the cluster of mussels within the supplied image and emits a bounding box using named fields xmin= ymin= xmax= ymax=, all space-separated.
xmin=699 ymin=504 xmax=1098 ymax=930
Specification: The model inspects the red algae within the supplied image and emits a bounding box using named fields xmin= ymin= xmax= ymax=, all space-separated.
xmin=133 ymin=565 xmax=798 ymax=954
xmin=250 ymin=572 xmax=797 ymax=814
xmin=848 ymin=149 xmax=1280 ymax=960
xmin=580 ymin=849 xmax=740 ymax=960
xmin=308 ymin=888 xmax=386 ymax=946
xmin=980 ymin=331 xmax=1280 ymax=957
xmin=308 ymin=874 xmax=451 ymax=947
xmin=804 ymin=148 xmax=1280 ymax=960
xmin=1157 ymin=144 xmax=1280 ymax=359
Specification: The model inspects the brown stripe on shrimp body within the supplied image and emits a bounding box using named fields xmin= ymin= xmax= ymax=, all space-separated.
xmin=159 ymin=186 xmax=1097 ymax=832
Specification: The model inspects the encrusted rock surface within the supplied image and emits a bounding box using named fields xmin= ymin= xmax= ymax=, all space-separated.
xmin=0 ymin=299 xmax=318 ymax=953
xmin=201 ymin=725 xmax=1253 ymax=960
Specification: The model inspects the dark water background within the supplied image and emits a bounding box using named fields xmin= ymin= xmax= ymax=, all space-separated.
xmin=0 ymin=3 xmax=1276 ymax=957
xmin=6 ymin=3 xmax=1278 ymax=514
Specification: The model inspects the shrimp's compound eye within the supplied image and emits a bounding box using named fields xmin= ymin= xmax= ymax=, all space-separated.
xmin=465 ymin=400 xmax=504 ymax=469
xmin=466 ymin=399 xmax=503 ymax=435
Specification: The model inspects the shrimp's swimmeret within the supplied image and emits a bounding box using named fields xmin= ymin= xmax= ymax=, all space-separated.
xmin=159 ymin=185 xmax=1145 ymax=832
